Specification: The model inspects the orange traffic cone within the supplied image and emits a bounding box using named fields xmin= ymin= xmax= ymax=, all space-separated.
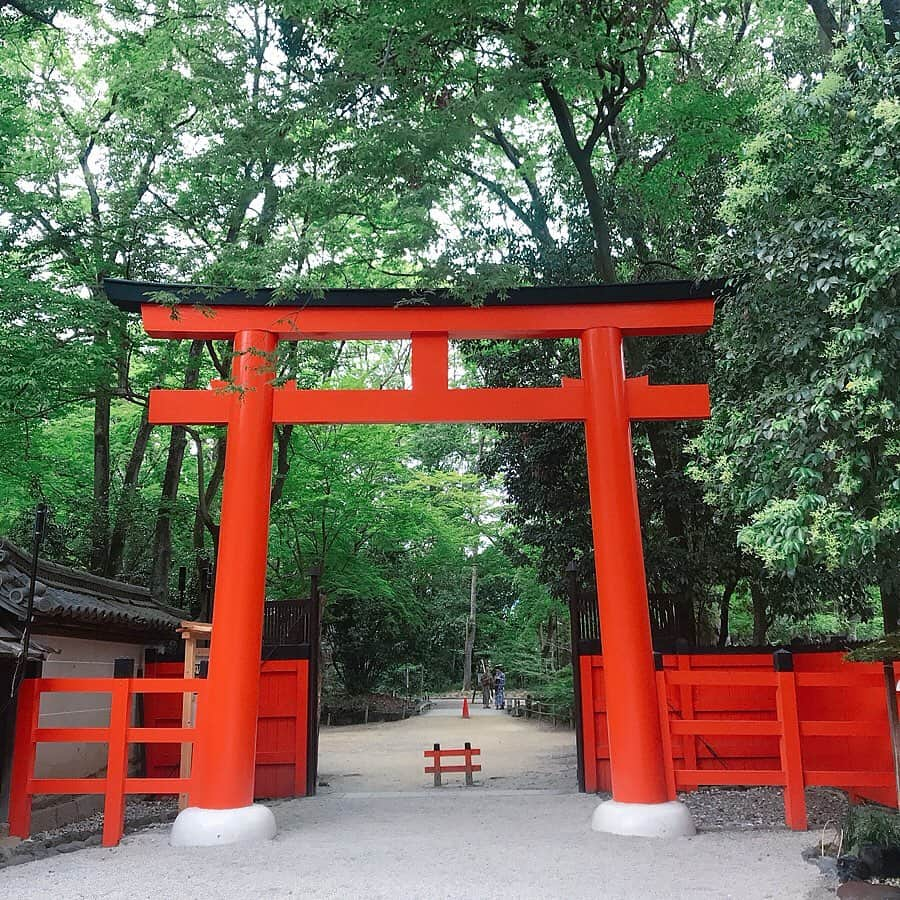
xmin=462 ymin=698 xmax=470 ymax=719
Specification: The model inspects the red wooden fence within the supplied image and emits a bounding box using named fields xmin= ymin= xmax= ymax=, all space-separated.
xmin=424 ymin=742 xmax=481 ymax=786
xmin=581 ymin=649 xmax=898 ymax=828
xmin=8 ymin=677 xmax=201 ymax=846
xmin=143 ymin=658 xmax=310 ymax=799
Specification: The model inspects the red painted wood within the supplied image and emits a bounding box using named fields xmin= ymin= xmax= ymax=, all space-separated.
xmin=8 ymin=679 xmax=40 ymax=837
xmin=11 ymin=676 xmax=208 ymax=846
xmin=34 ymin=727 xmax=109 ymax=742
xmin=776 ymin=669 xmax=808 ymax=830
xmin=190 ymin=330 xmax=278 ymax=812
xmin=102 ymin=680 xmax=131 ymax=846
xmin=579 ymin=655 xmax=599 ymax=793
xmin=28 ymin=778 xmax=107 ymax=793
xmin=674 ymin=770 xmax=786 ymax=787
xmin=655 ymin=668 xmax=677 ymax=800
xmin=144 ymin=658 xmax=311 ymax=800
xmin=424 ymin=748 xmax=481 ymax=757
xmin=580 ymin=650 xmax=900 ymax=822
xmin=141 ymin=299 xmax=716 ymax=341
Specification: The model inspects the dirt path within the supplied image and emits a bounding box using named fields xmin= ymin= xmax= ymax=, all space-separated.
xmin=317 ymin=697 xmax=577 ymax=794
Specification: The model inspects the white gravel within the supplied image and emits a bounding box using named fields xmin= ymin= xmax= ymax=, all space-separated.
xmin=1 ymin=791 xmax=834 ymax=900
xmin=1 ymin=700 xmax=841 ymax=897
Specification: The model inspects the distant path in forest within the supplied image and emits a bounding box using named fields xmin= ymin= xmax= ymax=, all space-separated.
xmin=316 ymin=697 xmax=577 ymax=794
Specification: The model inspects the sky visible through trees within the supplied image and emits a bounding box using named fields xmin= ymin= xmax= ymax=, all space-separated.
xmin=0 ymin=0 xmax=897 ymax=696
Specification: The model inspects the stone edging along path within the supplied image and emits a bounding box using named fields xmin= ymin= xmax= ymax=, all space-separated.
xmin=0 ymin=799 xmax=178 ymax=870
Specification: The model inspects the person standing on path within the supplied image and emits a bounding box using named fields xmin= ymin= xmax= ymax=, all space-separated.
xmin=480 ymin=669 xmax=493 ymax=708
xmin=493 ymin=666 xmax=506 ymax=710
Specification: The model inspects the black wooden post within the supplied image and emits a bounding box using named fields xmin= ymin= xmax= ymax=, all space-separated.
xmin=433 ymin=742 xmax=441 ymax=787
xmin=464 ymin=741 xmax=474 ymax=786
xmin=306 ymin=566 xmax=322 ymax=796
xmin=565 ymin=560 xmax=587 ymax=793
xmin=11 ymin=503 xmax=49 ymax=698
xmin=113 ymin=658 xmax=135 ymax=679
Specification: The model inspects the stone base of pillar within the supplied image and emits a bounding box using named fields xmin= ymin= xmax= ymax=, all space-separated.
xmin=170 ymin=804 xmax=277 ymax=847
xmin=591 ymin=799 xmax=696 ymax=838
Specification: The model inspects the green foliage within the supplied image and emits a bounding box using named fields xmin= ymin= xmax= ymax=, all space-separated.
xmin=2 ymin=0 xmax=898 ymax=709
xmin=844 ymin=805 xmax=900 ymax=853
xmin=693 ymin=38 xmax=900 ymax=622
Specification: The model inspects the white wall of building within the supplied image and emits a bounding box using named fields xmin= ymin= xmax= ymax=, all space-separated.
xmin=34 ymin=634 xmax=149 ymax=778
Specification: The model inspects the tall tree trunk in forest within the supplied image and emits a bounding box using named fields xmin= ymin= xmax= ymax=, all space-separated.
xmin=884 ymin=0 xmax=900 ymax=43
xmin=105 ymin=410 xmax=153 ymax=577
xmin=645 ymin=424 xmax=697 ymax=643
xmin=192 ymin=433 xmax=226 ymax=558
xmin=718 ymin=578 xmax=738 ymax=647
xmin=90 ymin=325 xmax=112 ymax=574
xmin=807 ymin=0 xmax=839 ymax=50
xmin=149 ymin=341 xmax=203 ymax=603
xmin=881 ymin=573 xmax=899 ymax=634
xmin=462 ymin=565 xmax=477 ymax=692
xmin=750 ymin=582 xmax=769 ymax=645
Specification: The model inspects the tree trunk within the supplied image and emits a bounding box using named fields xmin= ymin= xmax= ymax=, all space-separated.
xmin=882 ymin=0 xmax=900 ymax=44
xmin=645 ymin=423 xmax=698 ymax=644
xmin=149 ymin=341 xmax=203 ymax=604
xmin=462 ymin=565 xmax=477 ymax=692
xmin=718 ymin=578 xmax=738 ymax=648
xmin=807 ymin=0 xmax=839 ymax=49
xmin=539 ymin=80 xmax=616 ymax=282
xmin=881 ymin=574 xmax=899 ymax=634
xmin=270 ymin=424 xmax=294 ymax=507
xmin=192 ymin=433 xmax=226 ymax=557
xmin=105 ymin=410 xmax=153 ymax=577
xmin=750 ymin=582 xmax=769 ymax=645
xmin=90 ymin=327 xmax=112 ymax=573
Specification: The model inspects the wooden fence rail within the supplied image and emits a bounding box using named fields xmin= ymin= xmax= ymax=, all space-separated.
xmin=424 ymin=742 xmax=481 ymax=786
xmin=653 ymin=650 xmax=896 ymax=830
xmin=8 ymin=676 xmax=204 ymax=847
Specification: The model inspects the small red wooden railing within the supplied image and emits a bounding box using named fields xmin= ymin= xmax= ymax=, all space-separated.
xmin=8 ymin=676 xmax=203 ymax=847
xmin=654 ymin=656 xmax=895 ymax=830
xmin=424 ymin=742 xmax=481 ymax=786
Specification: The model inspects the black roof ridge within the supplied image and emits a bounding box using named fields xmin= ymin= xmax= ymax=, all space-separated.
xmin=103 ymin=277 xmax=724 ymax=314
xmin=0 ymin=538 xmax=186 ymax=618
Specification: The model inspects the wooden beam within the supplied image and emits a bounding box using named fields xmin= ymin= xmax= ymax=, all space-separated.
xmin=141 ymin=299 xmax=716 ymax=341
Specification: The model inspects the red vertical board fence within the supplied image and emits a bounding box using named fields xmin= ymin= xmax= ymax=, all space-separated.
xmin=580 ymin=649 xmax=899 ymax=828
xmin=143 ymin=658 xmax=310 ymax=799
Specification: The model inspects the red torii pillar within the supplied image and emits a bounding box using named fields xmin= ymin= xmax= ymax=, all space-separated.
xmin=128 ymin=292 xmax=712 ymax=845
xmin=581 ymin=328 xmax=693 ymax=836
xmin=170 ymin=330 xmax=279 ymax=845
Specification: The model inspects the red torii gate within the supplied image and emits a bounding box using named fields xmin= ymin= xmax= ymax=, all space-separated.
xmin=106 ymin=278 xmax=716 ymax=843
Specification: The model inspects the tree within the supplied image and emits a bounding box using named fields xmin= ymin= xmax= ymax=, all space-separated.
xmin=692 ymin=32 xmax=900 ymax=632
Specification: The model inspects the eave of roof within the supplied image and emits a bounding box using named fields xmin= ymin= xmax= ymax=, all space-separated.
xmin=0 ymin=539 xmax=185 ymax=636
xmin=0 ymin=621 xmax=53 ymax=660
xmin=103 ymin=277 xmax=724 ymax=315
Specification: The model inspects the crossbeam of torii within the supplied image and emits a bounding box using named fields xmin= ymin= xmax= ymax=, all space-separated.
xmin=106 ymin=278 xmax=717 ymax=844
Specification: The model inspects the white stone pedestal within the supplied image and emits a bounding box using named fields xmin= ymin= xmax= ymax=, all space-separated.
xmin=170 ymin=804 xmax=277 ymax=847
xmin=591 ymin=799 xmax=696 ymax=838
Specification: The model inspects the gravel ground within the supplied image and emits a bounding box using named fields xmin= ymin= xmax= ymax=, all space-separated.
xmin=0 ymin=791 xmax=834 ymax=900
xmin=0 ymin=704 xmax=850 ymax=895
xmin=0 ymin=798 xmax=178 ymax=869
xmin=683 ymin=786 xmax=849 ymax=831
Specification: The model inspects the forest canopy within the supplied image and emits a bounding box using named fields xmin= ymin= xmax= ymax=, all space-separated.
xmin=0 ymin=0 xmax=898 ymax=694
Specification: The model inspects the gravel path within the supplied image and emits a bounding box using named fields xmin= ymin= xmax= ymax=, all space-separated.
xmin=1 ymin=791 xmax=834 ymax=900
xmin=0 ymin=701 xmax=849 ymax=896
